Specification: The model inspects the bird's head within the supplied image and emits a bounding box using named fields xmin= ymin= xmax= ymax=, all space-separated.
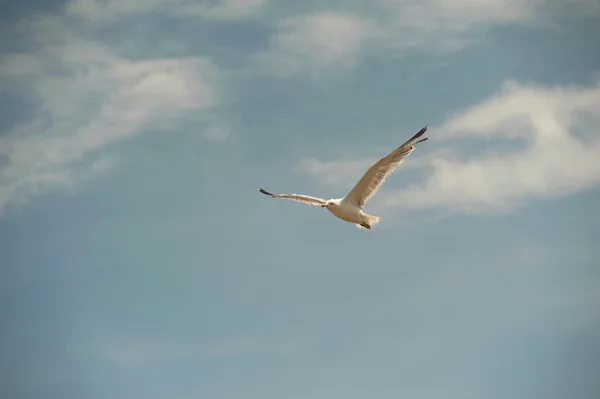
xmin=322 ymin=200 xmax=334 ymax=208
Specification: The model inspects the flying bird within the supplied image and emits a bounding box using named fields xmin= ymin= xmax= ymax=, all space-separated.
xmin=258 ymin=125 xmax=429 ymax=230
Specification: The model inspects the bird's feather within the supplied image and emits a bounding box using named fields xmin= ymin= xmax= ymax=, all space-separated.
xmin=258 ymin=188 xmax=327 ymax=206
xmin=343 ymin=125 xmax=428 ymax=208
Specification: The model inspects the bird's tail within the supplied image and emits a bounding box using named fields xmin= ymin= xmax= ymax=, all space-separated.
xmin=357 ymin=213 xmax=381 ymax=230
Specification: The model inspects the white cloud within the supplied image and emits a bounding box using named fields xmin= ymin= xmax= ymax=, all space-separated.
xmin=378 ymin=0 xmax=542 ymax=52
xmin=382 ymin=0 xmax=540 ymax=30
xmin=65 ymin=0 xmax=268 ymax=21
xmin=260 ymin=0 xmax=600 ymax=77
xmin=296 ymin=79 xmax=600 ymax=214
xmin=0 ymin=20 xmax=223 ymax=214
xmin=387 ymin=79 xmax=600 ymax=213
xmin=259 ymin=12 xmax=377 ymax=77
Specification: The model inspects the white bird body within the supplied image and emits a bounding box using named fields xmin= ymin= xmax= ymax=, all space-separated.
xmin=326 ymin=199 xmax=360 ymax=224
xmin=259 ymin=125 xmax=428 ymax=230
xmin=322 ymin=198 xmax=379 ymax=229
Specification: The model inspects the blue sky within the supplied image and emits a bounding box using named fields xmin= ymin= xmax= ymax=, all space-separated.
xmin=1 ymin=0 xmax=600 ymax=398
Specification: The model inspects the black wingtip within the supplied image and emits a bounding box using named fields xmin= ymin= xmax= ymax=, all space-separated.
xmin=258 ymin=188 xmax=274 ymax=197
xmin=404 ymin=124 xmax=429 ymax=147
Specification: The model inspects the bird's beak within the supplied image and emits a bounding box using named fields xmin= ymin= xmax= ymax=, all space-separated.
xmin=321 ymin=204 xmax=327 ymax=208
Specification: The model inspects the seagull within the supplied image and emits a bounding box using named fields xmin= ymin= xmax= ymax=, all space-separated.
xmin=258 ymin=125 xmax=429 ymax=230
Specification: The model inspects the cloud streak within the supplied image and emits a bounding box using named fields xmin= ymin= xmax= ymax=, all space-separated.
xmin=0 ymin=17 xmax=224 ymax=214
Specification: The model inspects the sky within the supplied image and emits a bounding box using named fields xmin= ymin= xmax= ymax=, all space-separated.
xmin=1 ymin=0 xmax=600 ymax=398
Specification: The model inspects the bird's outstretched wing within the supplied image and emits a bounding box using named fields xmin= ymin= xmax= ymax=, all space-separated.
xmin=258 ymin=188 xmax=327 ymax=206
xmin=343 ymin=125 xmax=429 ymax=209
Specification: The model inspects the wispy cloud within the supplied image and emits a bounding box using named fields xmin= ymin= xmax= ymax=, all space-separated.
xmin=296 ymin=78 xmax=600 ymax=214
xmin=259 ymin=0 xmax=600 ymax=77
xmin=389 ymin=78 xmax=600 ymax=213
xmin=0 ymin=16 xmax=224 ymax=214
xmin=65 ymin=0 xmax=268 ymax=21
xmin=258 ymin=12 xmax=377 ymax=78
